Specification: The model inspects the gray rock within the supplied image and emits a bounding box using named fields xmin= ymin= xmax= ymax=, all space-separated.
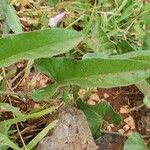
xmin=36 ymin=107 xmax=97 ymax=150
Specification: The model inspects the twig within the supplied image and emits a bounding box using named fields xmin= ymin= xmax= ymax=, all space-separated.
xmin=101 ymin=129 xmax=128 ymax=137
xmin=16 ymin=123 xmax=28 ymax=150
xmin=142 ymin=135 xmax=150 ymax=139
xmin=128 ymin=103 xmax=145 ymax=112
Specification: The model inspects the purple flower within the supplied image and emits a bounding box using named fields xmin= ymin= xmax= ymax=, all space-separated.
xmin=48 ymin=11 xmax=66 ymax=28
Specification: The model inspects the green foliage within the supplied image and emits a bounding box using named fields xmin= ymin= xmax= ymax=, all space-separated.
xmin=117 ymin=40 xmax=135 ymax=54
xmin=0 ymin=134 xmax=21 ymax=150
xmin=0 ymin=0 xmax=150 ymax=149
xmin=0 ymin=103 xmax=23 ymax=150
xmin=0 ymin=103 xmax=24 ymax=117
xmin=0 ymin=107 xmax=55 ymax=126
xmin=141 ymin=3 xmax=150 ymax=26
xmin=76 ymin=99 xmax=121 ymax=138
xmin=0 ymin=28 xmax=83 ymax=67
xmin=46 ymin=0 xmax=59 ymax=7
xmin=143 ymin=34 xmax=150 ymax=50
xmin=86 ymin=20 xmax=116 ymax=55
xmin=0 ymin=0 xmax=22 ymax=33
xmin=0 ymin=105 xmax=56 ymax=150
xmin=0 ymin=124 xmax=11 ymax=150
xmin=32 ymin=53 xmax=150 ymax=100
xmin=124 ymin=133 xmax=149 ymax=150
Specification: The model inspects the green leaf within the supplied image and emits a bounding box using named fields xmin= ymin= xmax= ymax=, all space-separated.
xmin=32 ymin=83 xmax=59 ymax=101
xmin=87 ymin=21 xmax=116 ymax=54
xmin=0 ymin=133 xmax=21 ymax=150
xmin=0 ymin=107 xmax=55 ymax=125
xmin=124 ymin=133 xmax=149 ymax=150
xmin=143 ymin=96 xmax=150 ymax=108
xmin=116 ymin=3 xmax=135 ymax=23
xmin=136 ymin=80 xmax=150 ymax=108
xmin=76 ymin=99 xmax=121 ymax=138
xmin=143 ymin=34 xmax=150 ymax=50
xmin=117 ymin=40 xmax=135 ymax=54
xmin=0 ymin=124 xmax=11 ymax=150
xmin=0 ymin=28 xmax=83 ymax=67
xmin=0 ymin=103 xmax=24 ymax=117
xmin=33 ymin=55 xmax=150 ymax=100
xmin=5 ymin=5 xmax=22 ymax=33
xmin=26 ymin=120 xmax=58 ymax=150
xmin=83 ymin=51 xmax=109 ymax=60
xmin=0 ymin=0 xmax=22 ymax=33
xmin=141 ymin=3 xmax=150 ymax=25
xmin=46 ymin=0 xmax=59 ymax=7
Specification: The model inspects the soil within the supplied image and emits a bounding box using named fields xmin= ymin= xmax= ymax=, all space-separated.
xmin=97 ymin=85 xmax=150 ymax=149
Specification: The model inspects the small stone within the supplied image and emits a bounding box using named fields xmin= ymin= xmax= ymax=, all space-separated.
xmin=89 ymin=94 xmax=100 ymax=102
xmin=36 ymin=107 xmax=97 ymax=150
xmin=124 ymin=116 xmax=135 ymax=130
xmin=106 ymin=125 xmax=112 ymax=131
xmin=123 ymin=124 xmax=130 ymax=131
xmin=104 ymin=93 xmax=109 ymax=99
xmin=87 ymin=100 xmax=96 ymax=105
xmin=120 ymin=105 xmax=130 ymax=114
xmin=118 ymin=129 xmax=125 ymax=134
xmin=130 ymin=125 xmax=136 ymax=130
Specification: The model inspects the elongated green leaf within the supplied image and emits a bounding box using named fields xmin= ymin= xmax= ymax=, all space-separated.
xmin=83 ymin=50 xmax=150 ymax=62
xmin=116 ymin=3 xmax=135 ymax=23
xmin=0 ymin=103 xmax=24 ymax=117
xmin=76 ymin=99 xmax=121 ymax=138
xmin=0 ymin=133 xmax=21 ymax=150
xmin=0 ymin=0 xmax=22 ymax=33
xmin=0 ymin=28 xmax=83 ymax=67
xmin=124 ymin=133 xmax=149 ymax=150
xmin=0 ymin=124 xmax=11 ymax=150
xmin=0 ymin=107 xmax=55 ymax=125
xmin=143 ymin=34 xmax=150 ymax=50
xmin=5 ymin=5 xmax=22 ymax=33
xmin=26 ymin=120 xmax=58 ymax=150
xmin=32 ymin=56 xmax=150 ymax=100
